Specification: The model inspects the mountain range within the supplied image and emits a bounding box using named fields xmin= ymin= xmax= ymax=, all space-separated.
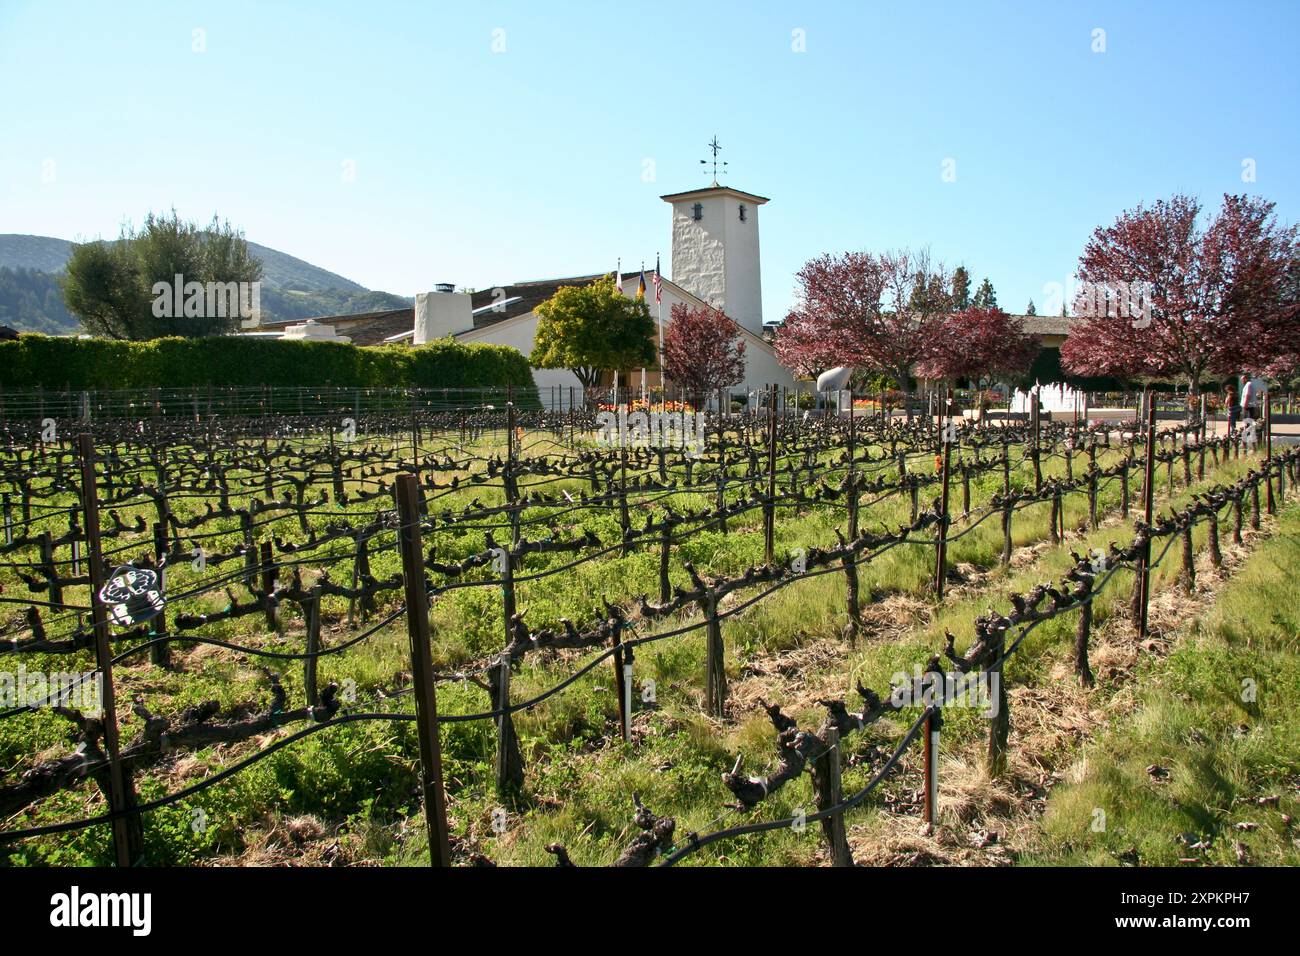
xmin=0 ymin=234 xmax=411 ymax=334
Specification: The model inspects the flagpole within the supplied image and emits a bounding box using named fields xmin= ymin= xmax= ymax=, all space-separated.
xmin=655 ymin=254 xmax=665 ymax=413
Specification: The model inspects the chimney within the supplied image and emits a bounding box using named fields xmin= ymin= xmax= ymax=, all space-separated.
xmin=414 ymin=287 xmax=472 ymax=344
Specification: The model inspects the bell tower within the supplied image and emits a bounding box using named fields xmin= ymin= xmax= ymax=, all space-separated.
xmin=661 ymin=143 xmax=767 ymax=336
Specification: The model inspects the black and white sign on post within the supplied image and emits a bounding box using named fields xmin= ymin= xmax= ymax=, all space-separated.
xmin=98 ymin=566 xmax=166 ymax=628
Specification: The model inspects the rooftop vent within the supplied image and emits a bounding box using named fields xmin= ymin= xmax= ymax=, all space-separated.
xmin=434 ymin=283 xmax=455 ymax=294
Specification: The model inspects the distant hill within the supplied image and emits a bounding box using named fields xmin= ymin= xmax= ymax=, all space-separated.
xmin=0 ymin=233 xmax=409 ymax=334
xmin=0 ymin=267 xmax=76 ymax=334
xmin=0 ymin=235 xmax=75 ymax=274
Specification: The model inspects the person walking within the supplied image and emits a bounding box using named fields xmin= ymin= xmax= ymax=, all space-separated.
xmin=1241 ymin=374 xmax=1259 ymax=423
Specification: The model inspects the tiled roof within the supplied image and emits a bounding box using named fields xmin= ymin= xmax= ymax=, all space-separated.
xmin=272 ymin=275 xmax=622 ymax=346
xmin=285 ymin=270 xmax=1038 ymax=350
xmin=338 ymin=309 xmax=416 ymax=346
xmin=467 ymin=274 xmax=610 ymax=329
xmin=1015 ymin=314 xmax=1076 ymax=337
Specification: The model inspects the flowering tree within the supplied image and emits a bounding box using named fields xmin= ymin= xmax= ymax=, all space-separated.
xmin=775 ymin=248 xmax=951 ymax=417
xmin=917 ymin=307 xmax=1039 ymax=385
xmin=1219 ymin=197 xmax=1300 ymax=378
xmin=1060 ymin=193 xmax=1297 ymax=402
xmin=661 ymin=302 xmax=746 ymax=406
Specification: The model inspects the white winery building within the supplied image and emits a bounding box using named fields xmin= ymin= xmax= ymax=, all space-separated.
xmin=254 ymin=183 xmax=796 ymax=401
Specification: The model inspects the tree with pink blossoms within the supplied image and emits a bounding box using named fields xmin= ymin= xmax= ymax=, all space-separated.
xmin=1060 ymin=193 xmax=1297 ymax=404
xmin=917 ymin=307 xmax=1039 ymax=386
xmin=775 ymin=249 xmax=951 ymax=418
xmin=661 ymin=302 xmax=746 ymax=408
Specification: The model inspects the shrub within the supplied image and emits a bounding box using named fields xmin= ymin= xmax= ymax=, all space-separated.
xmin=0 ymin=334 xmax=537 ymax=398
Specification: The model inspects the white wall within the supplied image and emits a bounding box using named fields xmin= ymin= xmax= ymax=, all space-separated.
xmin=456 ymin=311 xmax=584 ymax=407
xmin=670 ymin=199 xmax=727 ymax=316
xmin=414 ymin=291 xmax=473 ymax=343
xmin=456 ymin=276 xmax=794 ymax=405
xmin=723 ymin=197 xmax=763 ymax=337
xmin=667 ymin=189 xmax=765 ymax=337
xmin=625 ymin=277 xmax=795 ymax=397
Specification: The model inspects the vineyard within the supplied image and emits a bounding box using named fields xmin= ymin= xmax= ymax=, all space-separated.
xmin=0 ymin=385 xmax=1294 ymax=868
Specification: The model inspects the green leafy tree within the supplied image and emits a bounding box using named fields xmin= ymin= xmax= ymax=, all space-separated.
xmin=972 ymin=277 xmax=998 ymax=310
xmin=63 ymin=211 xmax=262 ymax=340
xmin=1026 ymin=299 xmax=1037 ymax=315
xmin=909 ymin=269 xmax=953 ymax=313
xmin=951 ymin=266 xmax=971 ymax=310
xmin=530 ymin=277 xmax=655 ymax=389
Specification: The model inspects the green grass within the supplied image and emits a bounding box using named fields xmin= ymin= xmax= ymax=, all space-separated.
xmin=0 ymin=428 xmax=1278 ymax=866
xmin=1025 ymin=503 xmax=1300 ymax=866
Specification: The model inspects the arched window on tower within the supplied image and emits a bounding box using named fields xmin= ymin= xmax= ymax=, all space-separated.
xmin=692 ymin=202 xmax=703 ymax=221
xmin=738 ymin=203 xmax=747 ymax=222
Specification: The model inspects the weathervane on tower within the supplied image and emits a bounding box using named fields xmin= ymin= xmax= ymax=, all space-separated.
xmin=700 ymin=136 xmax=727 ymax=185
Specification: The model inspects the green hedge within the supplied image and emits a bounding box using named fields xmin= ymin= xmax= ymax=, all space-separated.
xmin=0 ymin=335 xmax=538 ymax=395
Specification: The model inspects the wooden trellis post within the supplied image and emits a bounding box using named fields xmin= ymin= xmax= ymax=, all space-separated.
xmin=493 ymin=542 xmax=525 ymax=794
xmin=611 ymin=628 xmax=630 ymax=742
xmin=843 ymin=406 xmax=862 ymax=646
xmin=260 ymin=540 xmax=278 ymax=631
xmin=304 ymin=586 xmax=321 ymax=707
xmin=1135 ymin=401 xmax=1157 ymax=639
xmin=1265 ymin=394 xmax=1275 ymax=515
xmin=923 ymin=702 xmax=942 ymax=827
xmin=934 ymin=396 xmax=953 ymax=598
xmin=1074 ymin=568 xmax=1095 ymax=687
xmin=78 ymin=434 xmax=144 ymax=867
xmin=813 ymin=726 xmax=852 ymax=866
xmin=1031 ymin=392 xmax=1042 ymax=494
xmin=764 ymin=384 xmax=777 ymax=567
xmin=1000 ymin=496 xmax=1014 ymax=566
xmin=987 ymin=638 xmax=1010 ymax=778
xmin=151 ymin=521 xmax=170 ymax=668
xmin=393 ymin=473 xmax=452 ymax=866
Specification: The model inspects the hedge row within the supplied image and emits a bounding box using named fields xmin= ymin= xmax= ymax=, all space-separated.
xmin=0 ymin=335 xmax=539 ymax=394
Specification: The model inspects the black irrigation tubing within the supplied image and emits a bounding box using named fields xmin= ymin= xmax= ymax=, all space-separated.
xmin=0 ymin=711 xmax=422 ymax=844
xmin=0 ymin=445 xmax=1209 ymax=617
xmin=0 ymin=437 xmax=1259 ymax=772
xmin=168 ymin=509 xmax=392 ymax=545
xmin=0 ymin=604 xmax=409 ymax=722
xmin=663 ymin=488 xmax=1250 ymax=866
xmin=937 ymin=504 xmax=1004 ymax=543
xmin=159 ymin=540 xmax=392 ymax=606
xmin=4 ymin=531 xmax=391 ymax=617
xmin=441 ymin=645 xmax=626 ymax=723
xmin=660 ymin=706 xmax=934 ymax=866
xmin=0 ymin=595 xmax=91 ymax=612
xmin=110 ymin=604 xmax=409 ymax=667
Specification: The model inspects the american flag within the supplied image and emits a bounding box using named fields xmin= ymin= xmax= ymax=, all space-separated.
xmin=652 ymin=256 xmax=662 ymax=303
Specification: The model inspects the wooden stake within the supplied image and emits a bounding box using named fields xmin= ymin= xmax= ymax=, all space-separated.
xmin=394 ymin=473 xmax=452 ymax=866
xmin=814 ymin=726 xmax=852 ymax=866
xmin=78 ymin=434 xmax=143 ymax=867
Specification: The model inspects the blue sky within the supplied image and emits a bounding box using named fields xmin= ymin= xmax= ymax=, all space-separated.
xmin=2 ymin=0 xmax=1297 ymax=321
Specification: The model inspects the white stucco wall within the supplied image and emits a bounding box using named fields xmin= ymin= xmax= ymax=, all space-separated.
xmin=667 ymin=188 xmax=765 ymax=337
xmin=670 ymin=200 xmax=727 ymax=317
xmin=455 ymin=310 xmax=584 ymax=407
xmin=455 ymin=276 xmax=793 ymax=404
xmin=414 ymin=291 xmax=473 ymax=343
xmin=723 ymin=198 xmax=763 ymax=337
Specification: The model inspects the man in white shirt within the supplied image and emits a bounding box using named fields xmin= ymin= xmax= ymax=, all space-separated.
xmin=1240 ymin=375 xmax=1261 ymax=421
